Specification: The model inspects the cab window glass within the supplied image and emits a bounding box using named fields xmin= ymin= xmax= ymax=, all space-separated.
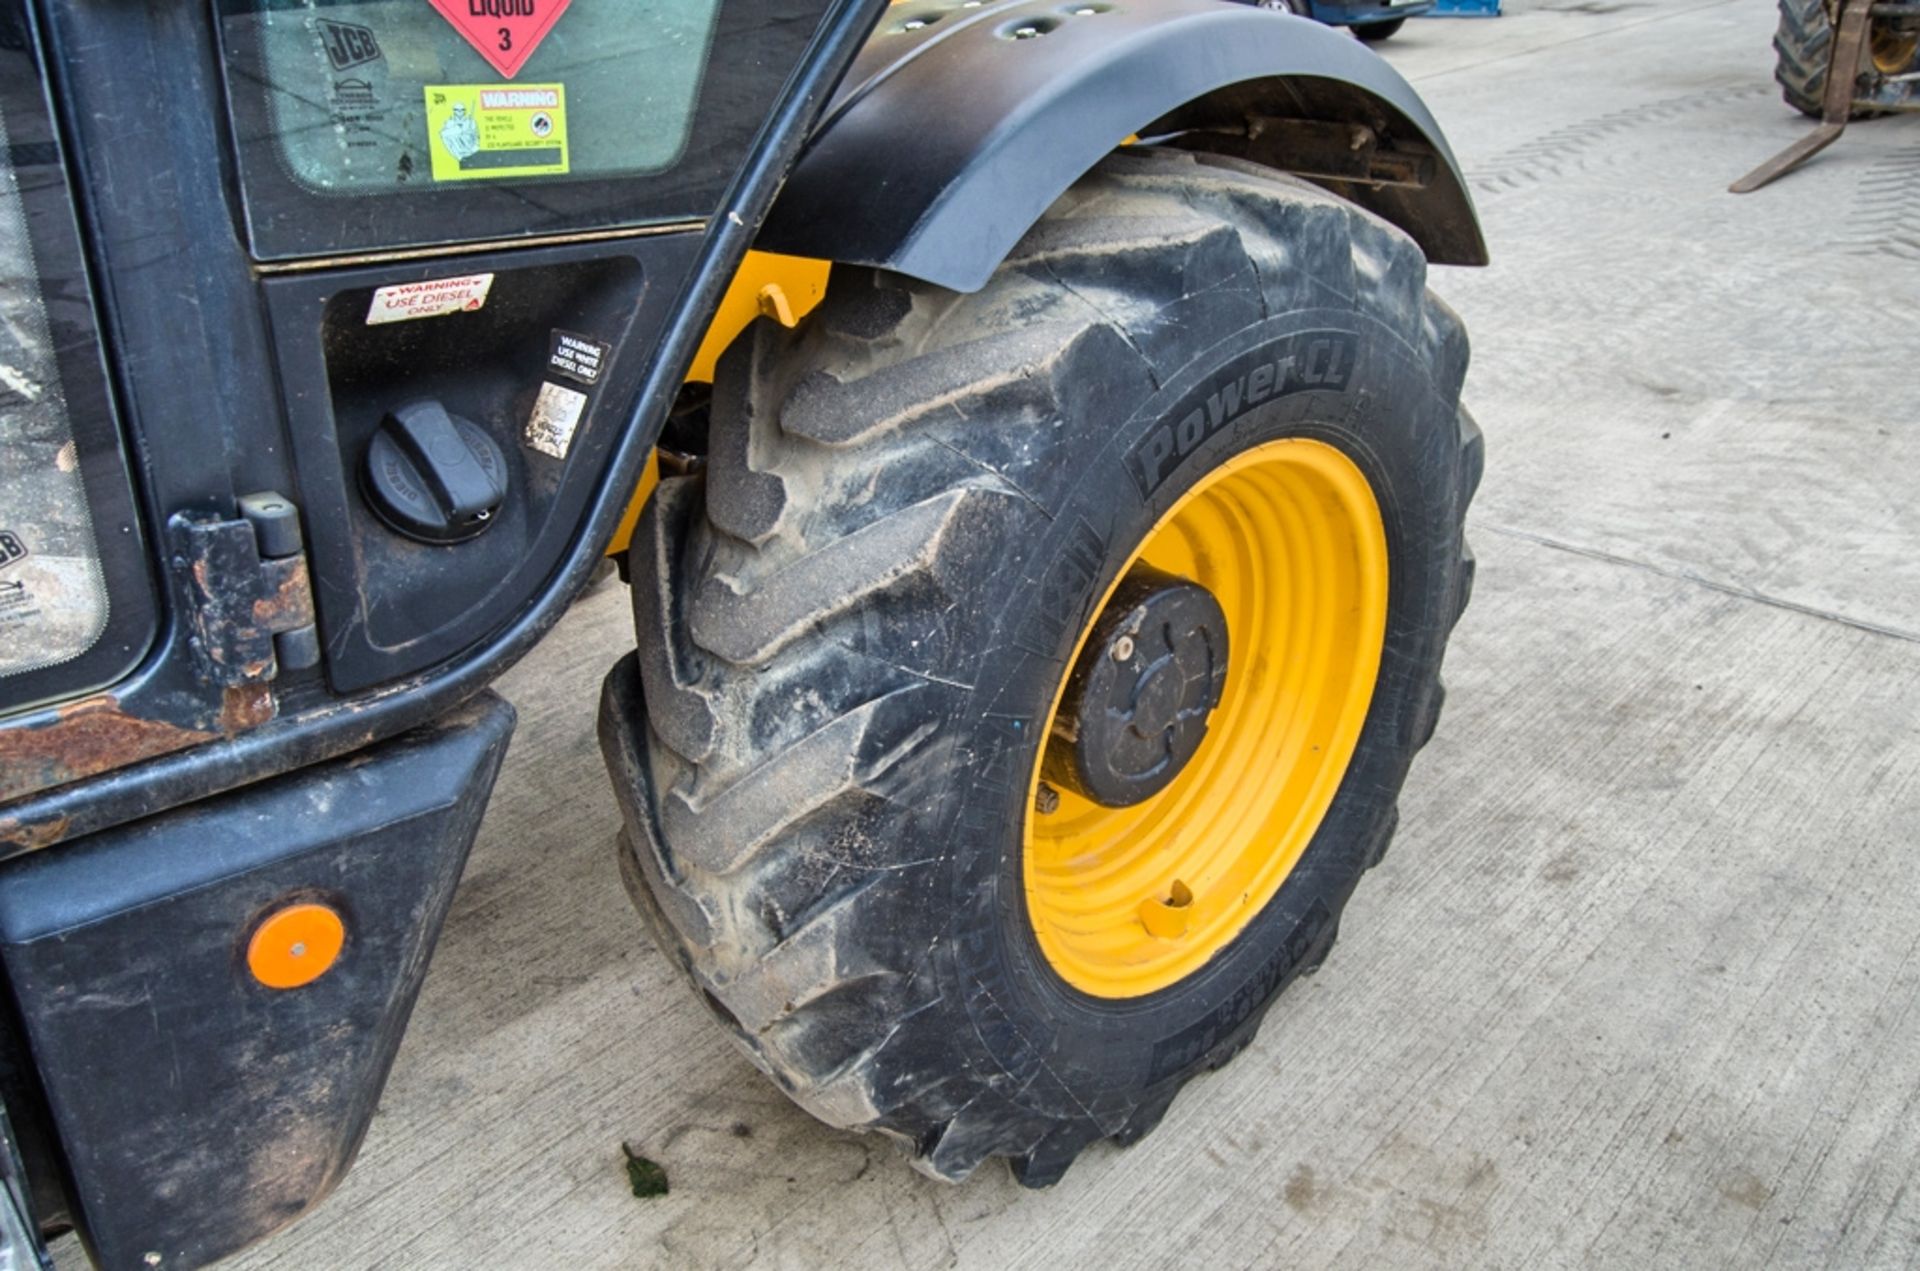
xmin=228 ymin=1 xmax=721 ymax=195
xmin=0 ymin=0 xmax=156 ymax=711
xmin=218 ymin=0 xmax=836 ymax=260
xmin=0 ymin=94 xmax=109 ymax=682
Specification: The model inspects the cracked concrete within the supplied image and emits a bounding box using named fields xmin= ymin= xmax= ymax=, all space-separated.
xmin=52 ymin=1 xmax=1918 ymax=1267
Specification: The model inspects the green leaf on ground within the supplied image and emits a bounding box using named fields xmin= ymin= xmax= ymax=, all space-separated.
xmin=622 ymin=1142 xmax=669 ymax=1198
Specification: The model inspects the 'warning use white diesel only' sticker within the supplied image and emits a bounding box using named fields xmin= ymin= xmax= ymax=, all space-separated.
xmin=366 ymin=273 xmax=495 ymax=325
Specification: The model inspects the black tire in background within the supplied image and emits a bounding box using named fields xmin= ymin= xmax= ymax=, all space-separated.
xmin=1356 ymin=17 xmax=1406 ymax=41
xmin=601 ymin=151 xmax=1481 ymax=1186
xmin=1774 ymin=0 xmax=1920 ymax=118
xmin=1777 ymin=0 xmax=1843 ymax=117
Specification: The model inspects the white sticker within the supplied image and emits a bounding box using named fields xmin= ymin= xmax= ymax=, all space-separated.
xmin=366 ymin=273 xmax=495 ymax=325
xmin=525 ymin=381 xmax=588 ymax=459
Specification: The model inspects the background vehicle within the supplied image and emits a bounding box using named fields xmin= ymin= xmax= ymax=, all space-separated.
xmin=0 ymin=0 xmax=1483 ymax=1265
xmin=1775 ymin=0 xmax=1920 ymax=117
xmin=1242 ymin=0 xmax=1435 ymax=41
xmin=1736 ymin=0 xmax=1920 ymax=190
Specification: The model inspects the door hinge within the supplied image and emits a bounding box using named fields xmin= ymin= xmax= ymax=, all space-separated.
xmin=171 ymin=492 xmax=321 ymax=692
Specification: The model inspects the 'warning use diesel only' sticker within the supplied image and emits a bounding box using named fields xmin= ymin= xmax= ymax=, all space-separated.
xmin=426 ymin=84 xmax=568 ymax=182
xmin=367 ymin=273 xmax=495 ymax=324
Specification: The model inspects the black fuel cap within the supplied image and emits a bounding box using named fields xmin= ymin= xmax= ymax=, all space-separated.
xmin=362 ymin=400 xmax=507 ymax=544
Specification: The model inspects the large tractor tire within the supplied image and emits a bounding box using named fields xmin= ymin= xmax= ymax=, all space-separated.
xmin=601 ymin=150 xmax=1480 ymax=1186
xmin=1775 ymin=0 xmax=1920 ymax=118
xmin=1775 ymin=0 xmax=1838 ymax=116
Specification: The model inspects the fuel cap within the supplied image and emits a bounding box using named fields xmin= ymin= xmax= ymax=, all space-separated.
xmin=363 ymin=400 xmax=508 ymax=544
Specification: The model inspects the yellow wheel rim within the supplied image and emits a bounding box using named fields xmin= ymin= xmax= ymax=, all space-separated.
xmin=1022 ymin=438 xmax=1389 ymax=998
xmin=1872 ymin=21 xmax=1920 ymax=74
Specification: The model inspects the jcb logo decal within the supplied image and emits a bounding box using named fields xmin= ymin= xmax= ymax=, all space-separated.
xmin=318 ymin=20 xmax=381 ymax=72
xmin=1127 ymin=334 xmax=1357 ymax=497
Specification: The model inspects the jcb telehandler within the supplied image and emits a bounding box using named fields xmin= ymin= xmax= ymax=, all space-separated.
xmin=0 ymin=0 xmax=1485 ymax=1265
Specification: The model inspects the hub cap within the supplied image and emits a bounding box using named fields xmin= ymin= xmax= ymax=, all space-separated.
xmin=1044 ymin=566 xmax=1230 ymax=809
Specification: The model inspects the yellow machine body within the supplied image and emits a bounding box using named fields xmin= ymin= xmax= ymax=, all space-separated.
xmin=606 ymin=251 xmax=830 ymax=556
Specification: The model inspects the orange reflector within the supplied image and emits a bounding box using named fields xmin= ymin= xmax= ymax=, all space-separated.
xmin=247 ymin=903 xmax=345 ymax=990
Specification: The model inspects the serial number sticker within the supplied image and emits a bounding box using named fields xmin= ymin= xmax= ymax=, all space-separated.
xmin=547 ymin=330 xmax=609 ymax=387
xmin=526 ymin=381 xmax=589 ymax=459
xmin=426 ymin=83 xmax=569 ymax=183
xmin=367 ymin=273 xmax=495 ymax=325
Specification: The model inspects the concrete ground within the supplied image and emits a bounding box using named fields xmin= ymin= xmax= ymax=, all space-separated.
xmin=79 ymin=1 xmax=1920 ymax=1266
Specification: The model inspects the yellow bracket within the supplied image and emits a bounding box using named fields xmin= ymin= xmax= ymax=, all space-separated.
xmin=606 ymin=251 xmax=830 ymax=558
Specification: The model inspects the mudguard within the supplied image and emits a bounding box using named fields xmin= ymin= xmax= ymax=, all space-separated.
xmin=760 ymin=0 xmax=1488 ymax=292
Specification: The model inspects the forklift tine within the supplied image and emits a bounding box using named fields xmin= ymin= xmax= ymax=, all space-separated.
xmin=1731 ymin=121 xmax=1848 ymax=192
xmin=1731 ymin=0 xmax=1874 ymax=193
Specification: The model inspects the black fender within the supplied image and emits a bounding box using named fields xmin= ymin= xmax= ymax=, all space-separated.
xmin=759 ymin=0 xmax=1488 ymax=292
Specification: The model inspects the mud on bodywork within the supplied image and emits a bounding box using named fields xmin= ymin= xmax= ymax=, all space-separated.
xmin=0 ymin=694 xmax=514 ymax=1270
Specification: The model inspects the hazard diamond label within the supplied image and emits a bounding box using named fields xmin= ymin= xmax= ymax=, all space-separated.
xmin=428 ymin=0 xmax=572 ymax=80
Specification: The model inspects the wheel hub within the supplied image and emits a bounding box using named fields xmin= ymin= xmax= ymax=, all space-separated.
xmin=1044 ymin=565 xmax=1229 ymax=809
xmin=1872 ymin=18 xmax=1920 ymax=74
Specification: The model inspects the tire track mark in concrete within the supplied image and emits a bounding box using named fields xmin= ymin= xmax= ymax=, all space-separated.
xmin=1844 ymin=144 xmax=1920 ymax=259
xmin=1467 ymin=85 xmax=1769 ymax=195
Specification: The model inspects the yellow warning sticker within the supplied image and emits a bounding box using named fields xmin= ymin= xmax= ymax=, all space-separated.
xmin=425 ymin=83 xmax=568 ymax=183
